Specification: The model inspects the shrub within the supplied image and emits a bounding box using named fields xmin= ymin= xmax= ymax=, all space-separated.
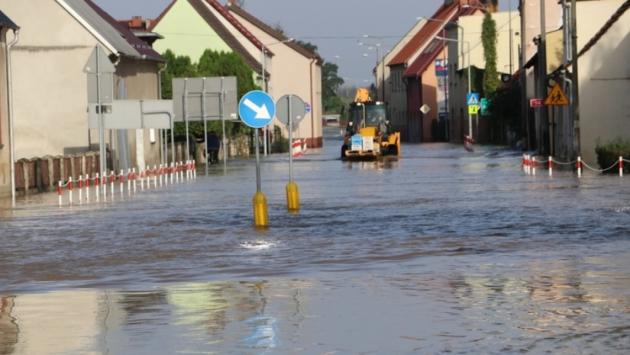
xmin=271 ymin=126 xmax=289 ymax=154
xmin=595 ymin=138 xmax=630 ymax=173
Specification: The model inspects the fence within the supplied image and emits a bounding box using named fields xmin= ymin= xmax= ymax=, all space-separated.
xmin=522 ymin=154 xmax=629 ymax=178
xmin=14 ymin=153 xmax=100 ymax=194
xmin=56 ymin=160 xmax=196 ymax=206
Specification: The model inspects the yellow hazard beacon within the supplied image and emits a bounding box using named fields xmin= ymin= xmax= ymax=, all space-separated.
xmin=545 ymin=83 xmax=569 ymax=106
xmin=341 ymin=88 xmax=401 ymax=161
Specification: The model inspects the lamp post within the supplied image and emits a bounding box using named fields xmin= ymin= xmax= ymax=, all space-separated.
xmin=359 ymin=35 xmax=387 ymax=101
xmin=260 ymin=38 xmax=294 ymax=156
xmin=437 ymin=36 xmax=472 ymax=139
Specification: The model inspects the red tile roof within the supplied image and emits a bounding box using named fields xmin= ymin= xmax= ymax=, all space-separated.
xmin=227 ymin=4 xmax=323 ymax=64
xmin=388 ymin=0 xmax=481 ymax=67
xmin=203 ymin=0 xmax=268 ymax=53
xmin=84 ymin=0 xmax=163 ymax=62
xmin=403 ymin=38 xmax=446 ymax=78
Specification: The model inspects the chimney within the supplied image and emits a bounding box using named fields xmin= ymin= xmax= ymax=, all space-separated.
xmin=130 ymin=16 xmax=143 ymax=29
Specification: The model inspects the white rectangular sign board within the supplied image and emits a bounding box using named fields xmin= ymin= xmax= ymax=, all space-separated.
xmin=88 ymin=100 xmax=173 ymax=129
xmin=172 ymin=77 xmax=238 ymax=122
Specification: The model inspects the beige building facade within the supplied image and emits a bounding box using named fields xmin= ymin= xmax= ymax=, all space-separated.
xmin=2 ymin=0 xmax=163 ymax=176
xmin=0 ymin=13 xmax=18 ymax=198
xmin=227 ymin=5 xmax=323 ymax=147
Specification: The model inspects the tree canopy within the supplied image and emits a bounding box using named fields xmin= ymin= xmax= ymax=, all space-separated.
xmin=481 ymin=12 xmax=500 ymax=97
xmin=160 ymin=49 xmax=259 ymax=138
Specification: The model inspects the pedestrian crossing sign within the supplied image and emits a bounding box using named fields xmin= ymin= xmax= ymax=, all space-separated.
xmin=467 ymin=92 xmax=480 ymax=106
xmin=545 ymin=83 xmax=569 ymax=106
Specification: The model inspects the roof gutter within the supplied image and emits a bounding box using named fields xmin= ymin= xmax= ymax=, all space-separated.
xmin=7 ymin=28 xmax=19 ymax=206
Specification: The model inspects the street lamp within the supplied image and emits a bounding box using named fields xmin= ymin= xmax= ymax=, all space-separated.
xmin=436 ymin=35 xmax=473 ymax=140
xmin=260 ymin=38 xmax=294 ymax=156
xmin=359 ymin=35 xmax=386 ymax=101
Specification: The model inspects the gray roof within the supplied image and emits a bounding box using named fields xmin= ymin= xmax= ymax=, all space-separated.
xmin=0 ymin=10 xmax=18 ymax=30
xmin=63 ymin=0 xmax=162 ymax=61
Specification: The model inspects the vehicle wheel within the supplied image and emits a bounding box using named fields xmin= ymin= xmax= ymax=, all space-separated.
xmin=341 ymin=145 xmax=348 ymax=159
xmin=387 ymin=145 xmax=398 ymax=156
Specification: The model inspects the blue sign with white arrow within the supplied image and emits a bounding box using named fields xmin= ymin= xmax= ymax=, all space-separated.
xmin=466 ymin=92 xmax=480 ymax=106
xmin=239 ymin=90 xmax=275 ymax=128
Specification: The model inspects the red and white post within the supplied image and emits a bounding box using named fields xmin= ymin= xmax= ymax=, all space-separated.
xmin=68 ymin=177 xmax=74 ymax=205
xmin=78 ymin=175 xmax=83 ymax=204
xmin=548 ymin=156 xmax=553 ymax=177
xmin=95 ymin=173 xmax=100 ymax=202
xmin=619 ymin=156 xmax=624 ymax=177
xmin=58 ymin=180 xmax=63 ymax=206
xmin=531 ymin=157 xmax=537 ymax=176
xmin=577 ymin=157 xmax=583 ymax=178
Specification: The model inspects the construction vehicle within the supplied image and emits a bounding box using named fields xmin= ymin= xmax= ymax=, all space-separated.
xmin=340 ymin=88 xmax=400 ymax=160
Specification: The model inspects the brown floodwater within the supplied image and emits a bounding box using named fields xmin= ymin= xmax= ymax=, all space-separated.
xmin=1 ymin=130 xmax=629 ymax=353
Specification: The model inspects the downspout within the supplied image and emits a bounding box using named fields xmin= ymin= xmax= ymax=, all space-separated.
xmin=7 ymin=29 xmax=20 ymax=207
xmin=309 ymin=58 xmax=315 ymax=147
xmin=158 ymin=62 xmax=167 ymax=164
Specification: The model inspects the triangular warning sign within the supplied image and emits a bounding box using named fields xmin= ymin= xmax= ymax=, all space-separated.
xmin=545 ymin=83 xmax=569 ymax=106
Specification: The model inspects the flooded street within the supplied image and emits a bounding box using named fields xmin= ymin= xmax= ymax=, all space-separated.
xmin=1 ymin=130 xmax=629 ymax=353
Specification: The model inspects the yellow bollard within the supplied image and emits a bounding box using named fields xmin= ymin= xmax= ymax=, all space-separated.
xmin=252 ymin=191 xmax=269 ymax=228
xmin=286 ymin=181 xmax=300 ymax=211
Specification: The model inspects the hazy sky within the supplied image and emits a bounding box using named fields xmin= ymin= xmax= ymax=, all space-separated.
xmin=94 ymin=0 xmax=448 ymax=86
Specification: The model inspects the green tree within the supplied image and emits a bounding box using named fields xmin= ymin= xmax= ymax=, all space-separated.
xmin=481 ymin=12 xmax=500 ymax=97
xmin=322 ymin=62 xmax=345 ymax=113
xmin=161 ymin=49 xmax=259 ymax=138
xmin=160 ymin=49 xmax=197 ymax=100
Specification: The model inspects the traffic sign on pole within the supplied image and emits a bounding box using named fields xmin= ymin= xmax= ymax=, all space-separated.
xmin=239 ymin=90 xmax=275 ymax=128
xmin=276 ymin=94 xmax=305 ymax=130
xmin=467 ymin=92 xmax=480 ymax=106
xmin=545 ymin=83 xmax=569 ymax=106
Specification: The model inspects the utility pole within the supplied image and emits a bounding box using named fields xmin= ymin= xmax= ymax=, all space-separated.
xmin=538 ymin=0 xmax=548 ymax=154
xmin=571 ymin=0 xmax=580 ymax=158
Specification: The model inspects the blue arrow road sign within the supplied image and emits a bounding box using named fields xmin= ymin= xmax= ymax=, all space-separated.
xmin=467 ymin=92 xmax=480 ymax=106
xmin=239 ymin=90 xmax=275 ymax=128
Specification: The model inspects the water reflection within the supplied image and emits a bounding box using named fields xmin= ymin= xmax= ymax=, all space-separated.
xmin=0 ymin=260 xmax=627 ymax=354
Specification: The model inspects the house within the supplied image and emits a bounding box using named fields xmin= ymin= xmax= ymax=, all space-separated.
xmin=446 ymin=10 xmax=521 ymax=143
xmin=226 ymin=2 xmax=323 ymax=148
xmin=3 ymin=0 xmax=165 ymax=174
xmin=387 ymin=0 xmax=482 ymax=143
xmin=0 ymin=11 xmax=18 ymax=198
xmin=374 ymin=20 xmax=428 ymax=111
xmin=537 ymin=0 xmax=629 ymax=164
xmin=151 ymin=0 xmax=269 ymax=82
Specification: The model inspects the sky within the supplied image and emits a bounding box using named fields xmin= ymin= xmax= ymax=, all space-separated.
xmin=94 ymin=0 xmax=445 ymax=86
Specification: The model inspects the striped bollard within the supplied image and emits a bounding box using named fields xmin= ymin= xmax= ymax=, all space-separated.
xmin=101 ymin=171 xmax=107 ymax=201
xmin=159 ymin=164 xmax=164 ymax=188
xmin=164 ymin=165 xmax=169 ymax=186
xmin=110 ymin=171 xmax=115 ymax=199
xmin=170 ymin=163 xmax=175 ymax=184
xmin=153 ymin=165 xmax=158 ymax=188
xmin=85 ymin=175 xmax=90 ymax=202
xmin=619 ymin=156 xmax=624 ymax=177
xmin=119 ymin=170 xmax=124 ymax=198
xmin=132 ymin=168 xmax=137 ymax=194
xmin=175 ymin=163 xmax=180 ymax=184
xmin=548 ymin=156 xmax=553 ymax=177
xmin=577 ymin=157 xmax=582 ymax=178
xmin=193 ymin=160 xmax=197 ymax=179
xmin=95 ymin=173 xmax=100 ymax=202
xmin=58 ymin=181 xmax=63 ymax=207
xmin=68 ymin=177 xmax=74 ymax=205
xmin=526 ymin=155 xmax=531 ymax=175
xmin=140 ymin=170 xmax=145 ymax=191
xmin=78 ymin=175 xmax=83 ymax=204
xmin=180 ymin=161 xmax=184 ymax=181
xmin=523 ymin=154 xmax=527 ymax=173
xmin=127 ymin=169 xmax=132 ymax=196
xmin=531 ymin=157 xmax=537 ymax=176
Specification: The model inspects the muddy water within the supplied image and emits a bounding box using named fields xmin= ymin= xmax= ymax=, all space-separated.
xmin=1 ymin=131 xmax=629 ymax=353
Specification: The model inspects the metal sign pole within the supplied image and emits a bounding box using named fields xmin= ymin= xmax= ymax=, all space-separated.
xmin=255 ymin=129 xmax=261 ymax=192
xmin=96 ymin=46 xmax=106 ymax=176
xmin=183 ymin=79 xmax=190 ymax=162
xmin=288 ymin=95 xmax=293 ymax=182
xmin=221 ymin=77 xmax=227 ymax=171
xmin=202 ymin=78 xmax=208 ymax=176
